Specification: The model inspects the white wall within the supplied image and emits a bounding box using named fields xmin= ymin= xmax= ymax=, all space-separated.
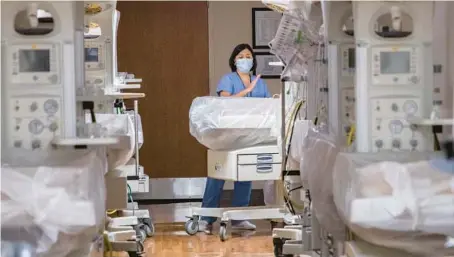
xmin=208 ymin=1 xmax=282 ymax=96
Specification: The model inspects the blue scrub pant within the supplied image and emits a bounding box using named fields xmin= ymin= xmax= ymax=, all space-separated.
xmin=200 ymin=178 xmax=252 ymax=224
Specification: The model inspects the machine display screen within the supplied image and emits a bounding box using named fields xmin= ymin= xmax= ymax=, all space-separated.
xmin=18 ymin=49 xmax=50 ymax=72
xmin=380 ymin=51 xmax=410 ymax=74
xmin=348 ymin=48 xmax=355 ymax=68
xmin=85 ymin=47 xmax=99 ymax=62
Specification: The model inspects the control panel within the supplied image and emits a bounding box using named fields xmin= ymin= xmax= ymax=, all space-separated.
xmin=341 ymin=88 xmax=355 ymax=134
xmin=85 ymin=76 xmax=105 ymax=88
xmin=341 ymin=46 xmax=355 ymax=77
xmin=10 ymin=44 xmax=60 ymax=85
xmin=340 ymin=45 xmax=356 ymax=136
xmin=355 ymin=44 xmax=432 ymax=152
xmin=371 ymin=46 xmax=420 ymax=86
xmin=4 ymin=43 xmax=65 ymax=150
xmin=370 ymin=98 xmax=428 ymax=152
xmin=7 ymin=97 xmax=61 ymax=150
xmin=84 ymin=42 xmax=105 ymax=71
xmin=2 ymin=2 xmax=81 ymax=155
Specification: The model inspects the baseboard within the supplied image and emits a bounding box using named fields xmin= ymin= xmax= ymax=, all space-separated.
xmin=132 ymin=177 xmax=266 ymax=200
xmin=137 ymin=189 xmax=265 ymax=206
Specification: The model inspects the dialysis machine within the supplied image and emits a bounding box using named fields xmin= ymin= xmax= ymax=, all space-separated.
xmin=83 ymin=2 xmax=152 ymax=256
xmin=325 ymin=1 xmax=356 ymax=139
xmin=354 ymin=1 xmax=434 ymax=153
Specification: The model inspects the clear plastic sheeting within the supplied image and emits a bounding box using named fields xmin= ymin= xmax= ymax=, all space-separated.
xmin=86 ymin=113 xmax=142 ymax=170
xmin=299 ymin=127 xmax=347 ymax=241
xmin=1 ymin=148 xmax=107 ymax=257
xmin=333 ymin=152 xmax=454 ymax=256
xmin=262 ymin=0 xmax=313 ymax=15
xmin=288 ymin=120 xmax=311 ymax=168
xmin=269 ymin=12 xmax=319 ymax=69
xmin=189 ymin=96 xmax=281 ymax=151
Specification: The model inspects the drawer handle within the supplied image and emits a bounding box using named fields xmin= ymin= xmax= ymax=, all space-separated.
xmin=256 ymin=163 xmax=272 ymax=173
xmin=257 ymin=154 xmax=273 ymax=163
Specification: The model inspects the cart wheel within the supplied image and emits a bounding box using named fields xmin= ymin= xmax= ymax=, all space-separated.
xmin=273 ymin=238 xmax=284 ymax=257
xmin=219 ymin=223 xmax=228 ymax=242
xmin=127 ymin=241 xmax=145 ymax=257
xmin=144 ymin=223 xmax=155 ymax=237
xmin=127 ymin=252 xmax=143 ymax=257
xmin=184 ymin=219 xmax=199 ymax=235
xmin=137 ymin=228 xmax=147 ymax=242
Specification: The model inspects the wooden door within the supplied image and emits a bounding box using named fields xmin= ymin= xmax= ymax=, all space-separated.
xmin=116 ymin=1 xmax=209 ymax=178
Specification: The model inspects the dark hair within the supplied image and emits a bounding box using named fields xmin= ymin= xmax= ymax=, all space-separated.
xmin=228 ymin=43 xmax=257 ymax=72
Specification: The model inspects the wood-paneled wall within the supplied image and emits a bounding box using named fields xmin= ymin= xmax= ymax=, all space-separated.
xmin=117 ymin=1 xmax=209 ymax=178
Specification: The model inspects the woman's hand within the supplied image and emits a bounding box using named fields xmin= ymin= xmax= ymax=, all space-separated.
xmin=246 ymin=74 xmax=261 ymax=93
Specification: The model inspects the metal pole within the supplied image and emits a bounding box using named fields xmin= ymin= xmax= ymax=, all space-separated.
xmin=134 ymin=100 xmax=140 ymax=177
xmin=281 ymin=79 xmax=286 ymax=169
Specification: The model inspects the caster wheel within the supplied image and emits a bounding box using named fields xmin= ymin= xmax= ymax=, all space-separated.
xmin=273 ymin=238 xmax=284 ymax=257
xmin=134 ymin=224 xmax=147 ymax=242
xmin=219 ymin=223 xmax=227 ymax=242
xmin=134 ymin=227 xmax=147 ymax=243
xmin=144 ymin=223 xmax=155 ymax=237
xmin=127 ymin=252 xmax=143 ymax=257
xmin=184 ymin=219 xmax=199 ymax=235
xmin=127 ymin=240 xmax=145 ymax=256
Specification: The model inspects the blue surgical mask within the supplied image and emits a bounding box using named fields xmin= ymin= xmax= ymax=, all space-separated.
xmin=235 ymin=58 xmax=253 ymax=73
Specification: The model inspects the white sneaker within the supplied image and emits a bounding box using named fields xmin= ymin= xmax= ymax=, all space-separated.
xmin=198 ymin=220 xmax=213 ymax=234
xmin=231 ymin=220 xmax=256 ymax=230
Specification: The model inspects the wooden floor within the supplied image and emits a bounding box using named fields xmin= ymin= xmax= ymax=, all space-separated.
xmin=141 ymin=221 xmax=275 ymax=257
xmin=112 ymin=200 xmax=277 ymax=256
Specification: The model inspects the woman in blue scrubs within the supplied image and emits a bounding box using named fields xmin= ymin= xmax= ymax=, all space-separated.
xmin=198 ymin=43 xmax=271 ymax=233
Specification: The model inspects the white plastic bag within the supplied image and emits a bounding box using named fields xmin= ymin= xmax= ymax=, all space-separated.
xmin=333 ymin=152 xmax=454 ymax=255
xmin=1 ymin=148 xmax=107 ymax=257
xmin=189 ymin=96 xmax=281 ymax=150
xmin=299 ymin=127 xmax=346 ymax=240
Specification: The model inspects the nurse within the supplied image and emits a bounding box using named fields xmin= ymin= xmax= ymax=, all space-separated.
xmin=198 ymin=43 xmax=271 ymax=233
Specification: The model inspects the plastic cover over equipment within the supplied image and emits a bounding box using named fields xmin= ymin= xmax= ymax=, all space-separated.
xmin=333 ymin=152 xmax=454 ymax=256
xmin=1 ymin=148 xmax=107 ymax=256
xmin=189 ymin=96 xmax=281 ymax=151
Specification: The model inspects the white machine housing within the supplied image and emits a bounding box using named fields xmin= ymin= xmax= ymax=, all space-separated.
xmin=353 ymin=1 xmax=434 ymax=152
xmin=324 ymin=1 xmax=356 ymax=138
xmin=1 ymin=1 xmax=81 ymax=152
xmin=84 ymin=1 xmax=118 ymax=112
xmin=208 ymin=145 xmax=281 ymax=181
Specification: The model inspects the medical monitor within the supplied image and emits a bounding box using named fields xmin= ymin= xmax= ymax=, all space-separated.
xmin=85 ymin=47 xmax=99 ymax=62
xmin=341 ymin=46 xmax=355 ymax=77
xmin=379 ymin=51 xmax=410 ymax=74
xmin=84 ymin=42 xmax=105 ymax=71
xmin=371 ymin=46 xmax=419 ymax=85
xmin=19 ymin=49 xmax=51 ymax=72
xmin=348 ymin=48 xmax=355 ymax=69
xmin=10 ymin=44 xmax=59 ymax=84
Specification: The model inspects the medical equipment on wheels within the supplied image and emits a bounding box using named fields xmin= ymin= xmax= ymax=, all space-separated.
xmin=186 ymin=96 xmax=287 ymax=241
xmin=330 ymin=2 xmax=454 ymax=257
xmin=83 ymin=3 xmax=151 ymax=257
xmin=1 ymin=1 xmax=110 ymax=256
xmin=354 ymin=1 xmax=434 ymax=153
xmin=1 ymin=2 xmax=79 ymax=153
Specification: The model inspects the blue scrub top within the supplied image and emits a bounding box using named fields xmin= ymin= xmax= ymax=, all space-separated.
xmin=216 ymin=72 xmax=271 ymax=98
